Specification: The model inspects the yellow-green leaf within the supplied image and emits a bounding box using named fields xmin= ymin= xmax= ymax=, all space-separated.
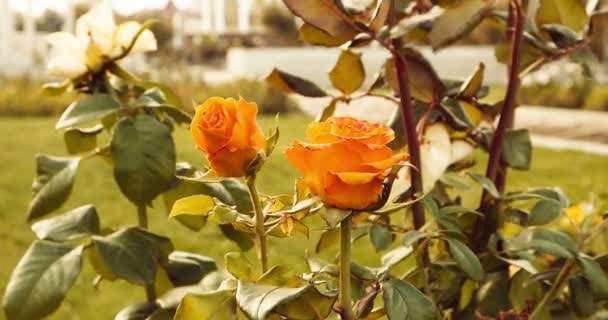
xmin=282 ymin=0 xmax=356 ymax=36
xmin=536 ymin=0 xmax=589 ymax=33
xmin=459 ymin=63 xmax=485 ymax=98
xmin=265 ymin=68 xmax=328 ymax=97
xmin=174 ymin=291 xmax=236 ymax=320
xmin=169 ymin=195 xmax=215 ymax=218
xmin=385 ymin=48 xmax=445 ymax=102
xmin=298 ymin=23 xmax=355 ymax=47
xmin=429 ymin=0 xmax=493 ymax=50
xmin=329 ymin=50 xmax=365 ymax=95
xmin=225 ymin=252 xmax=254 ymax=281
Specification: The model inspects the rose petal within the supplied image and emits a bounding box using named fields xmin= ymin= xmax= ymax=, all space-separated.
xmin=207 ymin=147 xmax=258 ymax=177
xmin=306 ymin=117 xmax=394 ymax=145
xmin=228 ymin=97 xmax=265 ymax=150
xmin=324 ymin=171 xmax=384 ymax=210
xmin=47 ymin=54 xmax=88 ymax=79
xmin=76 ymin=2 xmax=116 ymax=55
xmin=113 ymin=21 xmax=157 ymax=58
xmin=450 ymin=140 xmax=474 ymax=164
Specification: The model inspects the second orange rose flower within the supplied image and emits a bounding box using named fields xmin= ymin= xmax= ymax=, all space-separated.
xmin=286 ymin=117 xmax=407 ymax=210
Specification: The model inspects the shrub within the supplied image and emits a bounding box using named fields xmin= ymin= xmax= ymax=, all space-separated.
xmin=191 ymin=78 xmax=300 ymax=115
xmin=0 ymin=77 xmax=76 ymax=116
xmin=0 ymin=77 xmax=300 ymax=116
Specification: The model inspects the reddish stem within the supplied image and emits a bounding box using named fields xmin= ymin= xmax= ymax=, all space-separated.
xmin=391 ymin=40 xmax=426 ymax=230
xmin=471 ymin=0 xmax=525 ymax=246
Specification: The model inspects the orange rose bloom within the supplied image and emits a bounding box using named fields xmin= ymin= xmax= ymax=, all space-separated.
xmin=286 ymin=117 xmax=406 ymax=210
xmin=191 ymin=97 xmax=266 ymax=177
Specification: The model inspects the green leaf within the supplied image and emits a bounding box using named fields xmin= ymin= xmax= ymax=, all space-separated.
xmin=164 ymin=251 xmax=217 ymax=287
xmin=536 ymin=0 xmax=588 ymax=32
xmin=381 ymin=246 xmax=414 ymax=271
xmin=298 ymin=23 xmax=355 ymax=47
xmin=429 ymin=0 xmax=493 ymax=50
xmin=236 ymin=281 xmax=310 ymax=320
xmin=528 ymin=199 xmax=561 ymax=226
xmin=134 ymin=88 xmax=166 ymax=107
xmin=569 ymin=276 xmax=595 ymax=317
xmin=31 ymin=204 xmax=100 ymax=241
xmin=329 ymin=49 xmax=365 ymax=95
xmin=225 ymin=252 xmax=254 ymax=281
xmin=385 ymin=48 xmax=445 ymax=103
xmin=528 ymin=228 xmax=577 ymax=257
xmin=508 ymin=270 xmax=543 ymax=312
xmin=402 ymin=230 xmax=429 ymax=247
xmin=467 ymin=172 xmax=500 ymax=198
xmin=63 ymin=124 xmax=103 ymax=155
xmin=111 ymin=114 xmax=176 ymax=205
xmin=541 ymin=24 xmax=582 ymax=48
xmin=282 ymin=0 xmax=355 ymax=36
xmin=502 ymin=129 xmax=532 ymax=170
xmin=439 ymin=98 xmax=474 ymax=130
xmin=174 ymin=291 xmax=236 ymax=320
xmin=459 ymin=63 xmax=485 ymax=98
xmin=3 ymin=241 xmax=83 ymax=320
xmin=445 ymin=238 xmax=484 ymax=281
xmin=56 ymin=94 xmax=122 ymax=129
xmin=115 ymin=302 xmax=160 ymax=320
xmin=370 ymin=224 xmax=394 ymax=252
xmin=140 ymin=81 xmax=183 ymax=109
xmin=382 ymin=278 xmax=437 ymax=320
xmin=265 ymin=68 xmax=328 ymax=98
xmin=91 ymin=227 xmax=173 ymax=286
xmin=27 ymin=155 xmax=80 ymax=221
xmin=578 ymin=254 xmax=608 ymax=297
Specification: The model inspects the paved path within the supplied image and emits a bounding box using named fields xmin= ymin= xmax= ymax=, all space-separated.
xmin=293 ymin=96 xmax=608 ymax=156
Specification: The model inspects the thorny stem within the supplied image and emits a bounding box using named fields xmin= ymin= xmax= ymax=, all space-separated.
xmin=339 ymin=214 xmax=353 ymax=320
xmin=472 ymin=0 xmax=525 ymax=247
xmin=247 ymin=175 xmax=269 ymax=273
xmin=390 ymin=39 xmax=426 ymax=231
xmin=391 ymin=37 xmax=432 ymax=294
xmin=529 ymin=259 xmax=575 ymax=319
xmin=137 ymin=204 xmax=156 ymax=303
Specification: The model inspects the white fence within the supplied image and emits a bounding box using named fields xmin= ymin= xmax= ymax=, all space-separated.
xmin=227 ymin=46 xmax=511 ymax=87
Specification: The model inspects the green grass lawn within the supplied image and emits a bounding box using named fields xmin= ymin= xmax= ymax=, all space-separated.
xmin=1 ymin=114 xmax=607 ymax=319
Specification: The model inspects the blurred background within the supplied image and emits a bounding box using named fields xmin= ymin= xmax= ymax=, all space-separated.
xmin=0 ymin=0 xmax=607 ymax=117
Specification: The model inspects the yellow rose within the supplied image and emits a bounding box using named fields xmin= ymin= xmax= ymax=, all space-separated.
xmin=191 ymin=97 xmax=266 ymax=177
xmin=286 ymin=117 xmax=406 ymax=210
